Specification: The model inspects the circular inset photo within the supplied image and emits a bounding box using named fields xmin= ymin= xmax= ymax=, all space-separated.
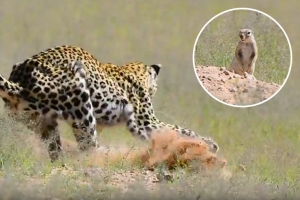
xmin=193 ymin=8 xmax=292 ymax=108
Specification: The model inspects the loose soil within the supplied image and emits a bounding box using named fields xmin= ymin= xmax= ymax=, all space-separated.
xmin=195 ymin=65 xmax=281 ymax=106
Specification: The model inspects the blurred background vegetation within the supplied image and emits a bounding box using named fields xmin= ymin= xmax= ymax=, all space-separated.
xmin=195 ymin=9 xmax=291 ymax=84
xmin=0 ymin=0 xmax=300 ymax=199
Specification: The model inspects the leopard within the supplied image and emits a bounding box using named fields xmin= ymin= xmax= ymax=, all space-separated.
xmin=93 ymin=62 xmax=219 ymax=153
xmin=0 ymin=45 xmax=219 ymax=162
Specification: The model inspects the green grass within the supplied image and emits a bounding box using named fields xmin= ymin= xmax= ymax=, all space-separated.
xmin=194 ymin=9 xmax=291 ymax=85
xmin=0 ymin=0 xmax=299 ymax=199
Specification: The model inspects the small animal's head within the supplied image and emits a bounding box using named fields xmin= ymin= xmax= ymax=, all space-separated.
xmin=238 ymin=29 xmax=255 ymax=42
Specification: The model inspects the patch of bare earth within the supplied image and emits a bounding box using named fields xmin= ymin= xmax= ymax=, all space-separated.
xmin=195 ymin=65 xmax=281 ymax=106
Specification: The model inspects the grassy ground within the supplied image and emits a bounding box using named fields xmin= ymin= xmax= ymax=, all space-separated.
xmin=194 ymin=9 xmax=291 ymax=85
xmin=0 ymin=0 xmax=300 ymax=199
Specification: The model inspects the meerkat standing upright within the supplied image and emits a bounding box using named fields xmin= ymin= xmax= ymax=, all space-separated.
xmin=229 ymin=29 xmax=258 ymax=80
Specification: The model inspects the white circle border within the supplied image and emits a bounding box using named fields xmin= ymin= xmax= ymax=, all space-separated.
xmin=192 ymin=7 xmax=293 ymax=108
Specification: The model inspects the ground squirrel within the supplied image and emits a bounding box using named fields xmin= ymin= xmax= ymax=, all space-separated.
xmin=229 ymin=29 xmax=258 ymax=80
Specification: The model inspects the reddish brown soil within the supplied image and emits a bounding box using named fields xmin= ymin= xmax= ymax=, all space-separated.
xmin=195 ymin=65 xmax=281 ymax=106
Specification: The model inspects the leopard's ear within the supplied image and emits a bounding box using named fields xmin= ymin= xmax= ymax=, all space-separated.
xmin=150 ymin=64 xmax=162 ymax=76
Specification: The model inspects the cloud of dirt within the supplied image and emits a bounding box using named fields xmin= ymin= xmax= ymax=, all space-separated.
xmin=57 ymin=129 xmax=227 ymax=171
xmin=140 ymin=129 xmax=227 ymax=170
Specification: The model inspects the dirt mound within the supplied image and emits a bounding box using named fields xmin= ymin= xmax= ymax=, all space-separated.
xmin=195 ymin=65 xmax=281 ymax=106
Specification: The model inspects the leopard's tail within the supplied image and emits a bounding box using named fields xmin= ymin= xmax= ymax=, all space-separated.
xmin=0 ymin=73 xmax=23 ymax=103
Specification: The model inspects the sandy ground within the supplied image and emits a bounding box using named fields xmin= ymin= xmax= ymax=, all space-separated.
xmin=195 ymin=66 xmax=281 ymax=106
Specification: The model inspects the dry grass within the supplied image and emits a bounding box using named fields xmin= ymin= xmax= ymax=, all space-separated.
xmin=0 ymin=0 xmax=299 ymax=199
